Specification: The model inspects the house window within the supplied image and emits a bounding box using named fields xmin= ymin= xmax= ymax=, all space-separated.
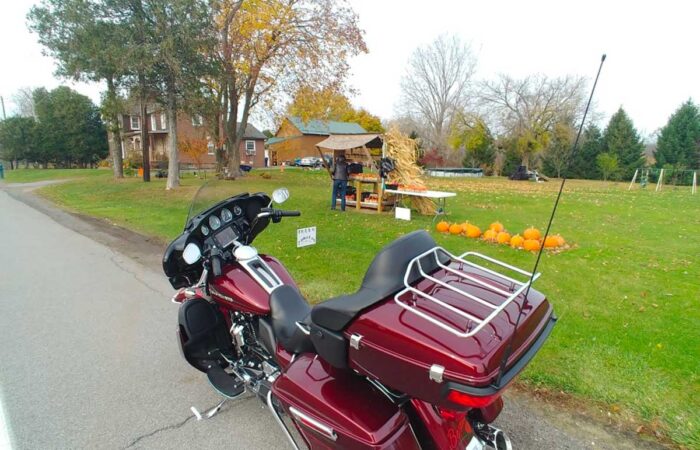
xmin=207 ymin=139 xmax=215 ymax=155
xmin=160 ymin=113 xmax=167 ymax=130
xmin=151 ymin=114 xmax=157 ymax=131
xmin=130 ymin=115 xmax=141 ymax=130
xmin=192 ymin=115 xmax=203 ymax=127
xmin=245 ymin=140 xmax=256 ymax=155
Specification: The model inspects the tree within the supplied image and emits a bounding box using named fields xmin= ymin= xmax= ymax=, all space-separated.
xmin=601 ymin=107 xmax=645 ymax=179
xmin=29 ymin=0 xmax=128 ymax=178
xmin=215 ymin=0 xmax=366 ymax=177
xmin=285 ymin=85 xmax=384 ymax=132
xmin=541 ymin=121 xmax=576 ymax=178
xmin=480 ymin=74 xmax=587 ymax=168
xmin=655 ymin=99 xmax=700 ymax=169
xmin=33 ymin=86 xmax=108 ymax=167
xmin=179 ymin=136 xmax=209 ymax=174
xmin=568 ymin=124 xmax=603 ymax=179
xmin=11 ymin=87 xmax=37 ymax=118
xmin=399 ymin=34 xmax=476 ymax=156
xmin=449 ymin=113 xmax=495 ymax=171
xmin=0 ymin=117 xmax=36 ymax=169
xmin=597 ymin=152 xmax=619 ymax=181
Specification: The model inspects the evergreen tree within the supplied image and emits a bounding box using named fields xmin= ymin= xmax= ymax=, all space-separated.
xmin=0 ymin=117 xmax=37 ymax=168
xmin=601 ymin=108 xmax=645 ymax=179
xmin=655 ymin=99 xmax=700 ymax=169
xmin=568 ymin=125 xmax=603 ymax=179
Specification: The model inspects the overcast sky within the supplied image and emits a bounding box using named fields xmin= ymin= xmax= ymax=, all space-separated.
xmin=1 ymin=0 xmax=698 ymax=140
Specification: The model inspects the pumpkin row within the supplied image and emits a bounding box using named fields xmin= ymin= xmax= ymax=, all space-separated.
xmin=435 ymin=221 xmax=567 ymax=250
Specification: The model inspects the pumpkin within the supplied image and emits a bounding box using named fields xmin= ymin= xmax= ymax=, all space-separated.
xmin=483 ymin=229 xmax=498 ymax=242
xmin=554 ymin=234 xmax=566 ymax=246
xmin=449 ymin=224 xmax=463 ymax=235
xmin=523 ymin=239 xmax=542 ymax=251
xmin=496 ymin=231 xmax=512 ymax=245
xmin=544 ymin=235 xmax=560 ymax=248
xmin=464 ymin=223 xmax=482 ymax=238
xmin=510 ymin=234 xmax=524 ymax=248
xmin=436 ymin=221 xmax=450 ymax=233
xmin=489 ymin=221 xmax=504 ymax=233
xmin=523 ymin=227 xmax=542 ymax=241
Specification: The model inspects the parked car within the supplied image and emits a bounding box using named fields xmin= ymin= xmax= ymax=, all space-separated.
xmin=298 ymin=156 xmax=323 ymax=168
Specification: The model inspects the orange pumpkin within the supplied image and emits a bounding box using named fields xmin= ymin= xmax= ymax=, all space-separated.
xmin=449 ymin=224 xmax=463 ymax=235
xmin=464 ymin=223 xmax=482 ymax=238
xmin=489 ymin=221 xmax=504 ymax=233
xmin=496 ymin=231 xmax=512 ymax=245
xmin=436 ymin=221 xmax=450 ymax=233
xmin=554 ymin=234 xmax=566 ymax=246
xmin=523 ymin=227 xmax=542 ymax=241
xmin=483 ymin=229 xmax=498 ymax=242
xmin=510 ymin=234 xmax=524 ymax=248
xmin=523 ymin=239 xmax=542 ymax=251
xmin=544 ymin=235 xmax=560 ymax=248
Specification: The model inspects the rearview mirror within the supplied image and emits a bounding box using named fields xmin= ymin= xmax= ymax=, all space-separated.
xmin=182 ymin=243 xmax=202 ymax=265
xmin=272 ymin=187 xmax=290 ymax=204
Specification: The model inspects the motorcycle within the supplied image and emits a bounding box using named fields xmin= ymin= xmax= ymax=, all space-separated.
xmin=163 ymin=181 xmax=556 ymax=450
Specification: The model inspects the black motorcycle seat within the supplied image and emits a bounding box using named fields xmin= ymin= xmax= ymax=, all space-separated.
xmin=269 ymin=285 xmax=314 ymax=354
xmin=311 ymin=230 xmax=449 ymax=331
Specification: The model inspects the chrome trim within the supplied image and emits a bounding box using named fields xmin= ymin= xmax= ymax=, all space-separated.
xmin=350 ymin=334 xmax=362 ymax=350
xmin=429 ymin=364 xmax=444 ymax=383
xmin=289 ymin=406 xmax=338 ymax=442
xmin=266 ymin=391 xmax=300 ymax=450
xmin=239 ymin=256 xmax=284 ymax=294
xmin=295 ymin=322 xmax=311 ymax=335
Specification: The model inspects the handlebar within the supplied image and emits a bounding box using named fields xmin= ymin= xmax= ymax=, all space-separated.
xmin=276 ymin=210 xmax=301 ymax=217
xmin=257 ymin=208 xmax=301 ymax=220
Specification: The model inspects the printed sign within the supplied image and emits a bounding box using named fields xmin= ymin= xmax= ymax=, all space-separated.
xmin=297 ymin=226 xmax=317 ymax=248
xmin=395 ymin=207 xmax=411 ymax=221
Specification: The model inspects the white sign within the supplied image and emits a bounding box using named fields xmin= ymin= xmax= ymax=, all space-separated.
xmin=297 ymin=226 xmax=317 ymax=248
xmin=395 ymin=207 xmax=411 ymax=221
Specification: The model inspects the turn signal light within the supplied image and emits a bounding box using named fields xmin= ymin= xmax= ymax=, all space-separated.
xmin=446 ymin=389 xmax=500 ymax=408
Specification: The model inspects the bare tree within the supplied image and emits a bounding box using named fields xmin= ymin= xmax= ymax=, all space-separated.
xmin=479 ymin=74 xmax=588 ymax=167
xmin=398 ymin=35 xmax=477 ymax=157
xmin=11 ymin=87 xmax=37 ymax=118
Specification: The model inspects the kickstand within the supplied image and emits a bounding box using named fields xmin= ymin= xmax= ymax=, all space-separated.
xmin=191 ymin=398 xmax=227 ymax=421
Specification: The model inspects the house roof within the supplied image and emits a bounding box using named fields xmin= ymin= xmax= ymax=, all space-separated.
xmin=288 ymin=116 xmax=366 ymax=135
xmin=239 ymin=122 xmax=266 ymax=140
xmin=316 ymin=134 xmax=383 ymax=150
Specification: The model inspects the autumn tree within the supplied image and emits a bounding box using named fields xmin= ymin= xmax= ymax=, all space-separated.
xmin=399 ymin=34 xmax=477 ymax=155
xmin=601 ymin=107 xmax=645 ymax=179
xmin=596 ymin=152 xmax=619 ymax=181
xmin=655 ymin=99 xmax=700 ymax=169
xmin=215 ymin=0 xmax=366 ymax=177
xmin=179 ymin=136 xmax=210 ymax=174
xmin=480 ymin=74 xmax=588 ymax=168
xmin=449 ymin=113 xmax=495 ymax=171
xmin=285 ymin=85 xmax=384 ymax=132
xmin=541 ymin=121 xmax=576 ymax=178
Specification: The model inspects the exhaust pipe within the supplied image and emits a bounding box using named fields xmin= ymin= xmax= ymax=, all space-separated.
xmin=466 ymin=424 xmax=513 ymax=450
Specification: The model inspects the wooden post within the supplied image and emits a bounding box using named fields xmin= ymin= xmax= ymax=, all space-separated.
xmin=655 ymin=168 xmax=664 ymax=192
xmin=692 ymin=171 xmax=697 ymax=195
xmin=628 ymin=169 xmax=638 ymax=190
xmin=355 ymin=179 xmax=361 ymax=210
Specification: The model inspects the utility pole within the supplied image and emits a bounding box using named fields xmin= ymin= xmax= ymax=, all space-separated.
xmin=1 ymin=95 xmax=6 ymax=120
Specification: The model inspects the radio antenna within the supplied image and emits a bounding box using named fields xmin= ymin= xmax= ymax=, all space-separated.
xmin=495 ymin=54 xmax=607 ymax=386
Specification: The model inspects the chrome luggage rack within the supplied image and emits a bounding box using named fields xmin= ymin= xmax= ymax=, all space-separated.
xmin=394 ymin=247 xmax=541 ymax=338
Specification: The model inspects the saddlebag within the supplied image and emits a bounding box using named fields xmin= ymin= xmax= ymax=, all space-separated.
xmin=345 ymin=247 xmax=556 ymax=410
xmin=272 ymin=354 xmax=420 ymax=449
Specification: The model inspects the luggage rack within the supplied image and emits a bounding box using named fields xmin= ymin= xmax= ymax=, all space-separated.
xmin=394 ymin=247 xmax=541 ymax=338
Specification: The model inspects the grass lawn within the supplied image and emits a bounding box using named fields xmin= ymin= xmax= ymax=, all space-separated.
xmin=3 ymin=168 xmax=110 ymax=183
xmin=13 ymin=167 xmax=699 ymax=447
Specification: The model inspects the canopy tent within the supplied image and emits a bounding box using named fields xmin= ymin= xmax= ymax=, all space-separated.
xmin=315 ymin=133 xmax=382 ymax=150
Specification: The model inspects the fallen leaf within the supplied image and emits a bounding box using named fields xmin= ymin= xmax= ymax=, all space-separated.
xmin=638 ymin=306 xmax=646 ymax=312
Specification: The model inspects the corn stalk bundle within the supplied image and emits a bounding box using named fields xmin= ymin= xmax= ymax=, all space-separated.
xmin=384 ymin=128 xmax=436 ymax=215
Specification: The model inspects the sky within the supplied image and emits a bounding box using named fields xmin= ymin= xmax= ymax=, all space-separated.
xmin=1 ymin=0 xmax=699 ymax=140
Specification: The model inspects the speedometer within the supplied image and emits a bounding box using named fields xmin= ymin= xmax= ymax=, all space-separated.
xmin=221 ymin=208 xmax=233 ymax=222
xmin=209 ymin=215 xmax=221 ymax=230
xmin=200 ymin=225 xmax=210 ymax=236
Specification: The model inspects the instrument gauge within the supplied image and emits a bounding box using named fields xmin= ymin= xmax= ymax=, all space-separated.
xmin=209 ymin=215 xmax=221 ymax=230
xmin=221 ymin=208 xmax=233 ymax=222
xmin=233 ymin=205 xmax=243 ymax=216
xmin=200 ymin=225 xmax=210 ymax=236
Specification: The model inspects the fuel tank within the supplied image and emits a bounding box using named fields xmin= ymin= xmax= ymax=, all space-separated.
xmin=209 ymin=255 xmax=297 ymax=315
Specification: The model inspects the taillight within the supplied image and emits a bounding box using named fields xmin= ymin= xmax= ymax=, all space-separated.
xmin=446 ymin=389 xmax=500 ymax=408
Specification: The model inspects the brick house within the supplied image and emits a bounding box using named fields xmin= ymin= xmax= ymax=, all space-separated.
xmin=266 ymin=116 xmax=366 ymax=165
xmin=119 ymin=107 xmax=267 ymax=168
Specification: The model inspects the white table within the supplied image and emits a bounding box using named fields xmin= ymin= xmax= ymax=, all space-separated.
xmin=384 ymin=189 xmax=457 ymax=222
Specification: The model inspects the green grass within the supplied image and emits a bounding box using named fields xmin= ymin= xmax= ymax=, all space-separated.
xmin=31 ymin=169 xmax=700 ymax=447
xmin=3 ymin=168 xmax=111 ymax=183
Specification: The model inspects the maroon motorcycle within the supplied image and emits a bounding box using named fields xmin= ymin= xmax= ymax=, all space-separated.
xmin=163 ymin=181 xmax=556 ymax=450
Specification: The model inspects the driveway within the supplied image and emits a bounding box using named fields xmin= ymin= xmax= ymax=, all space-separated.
xmin=0 ymin=185 xmax=663 ymax=449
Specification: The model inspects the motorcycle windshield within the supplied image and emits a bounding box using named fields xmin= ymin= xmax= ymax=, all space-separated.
xmin=185 ymin=179 xmax=254 ymax=229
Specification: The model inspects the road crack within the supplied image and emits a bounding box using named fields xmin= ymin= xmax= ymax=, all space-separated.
xmin=123 ymin=415 xmax=195 ymax=449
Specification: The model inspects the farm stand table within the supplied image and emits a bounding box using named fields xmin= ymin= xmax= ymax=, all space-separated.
xmin=336 ymin=177 xmax=393 ymax=213
xmin=383 ymin=188 xmax=457 ymax=222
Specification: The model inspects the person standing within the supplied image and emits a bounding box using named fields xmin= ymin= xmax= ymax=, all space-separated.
xmin=331 ymin=154 xmax=349 ymax=211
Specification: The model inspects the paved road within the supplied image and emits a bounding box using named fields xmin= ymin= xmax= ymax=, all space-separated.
xmin=0 ymin=187 xmax=662 ymax=449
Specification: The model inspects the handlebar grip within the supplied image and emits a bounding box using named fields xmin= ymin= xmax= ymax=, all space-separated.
xmin=278 ymin=210 xmax=301 ymax=217
xmin=211 ymin=255 xmax=222 ymax=277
